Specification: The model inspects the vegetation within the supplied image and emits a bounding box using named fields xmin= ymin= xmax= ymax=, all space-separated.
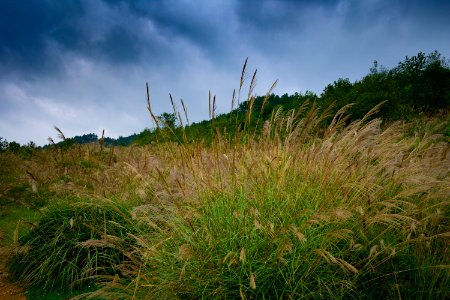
xmin=9 ymin=197 xmax=139 ymax=292
xmin=132 ymin=51 xmax=450 ymax=145
xmin=2 ymin=51 xmax=448 ymax=149
xmin=0 ymin=51 xmax=449 ymax=299
xmin=321 ymin=51 xmax=450 ymax=121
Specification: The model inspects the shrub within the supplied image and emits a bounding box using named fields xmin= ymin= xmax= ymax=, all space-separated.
xmin=9 ymin=197 xmax=139 ymax=292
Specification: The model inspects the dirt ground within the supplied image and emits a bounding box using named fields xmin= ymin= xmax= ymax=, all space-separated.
xmin=0 ymin=231 xmax=27 ymax=300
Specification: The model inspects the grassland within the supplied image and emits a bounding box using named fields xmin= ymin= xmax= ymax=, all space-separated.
xmin=1 ymin=74 xmax=449 ymax=299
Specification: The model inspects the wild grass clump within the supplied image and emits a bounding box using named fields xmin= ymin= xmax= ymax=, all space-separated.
xmin=91 ymin=94 xmax=449 ymax=299
xmin=9 ymin=197 xmax=140 ymax=293
xmin=142 ymin=193 xmax=365 ymax=299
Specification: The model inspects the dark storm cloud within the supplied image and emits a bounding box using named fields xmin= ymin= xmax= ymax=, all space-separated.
xmin=99 ymin=0 xmax=241 ymax=66
xmin=0 ymin=0 xmax=235 ymax=77
xmin=236 ymin=0 xmax=334 ymax=29
xmin=0 ymin=0 xmax=240 ymax=145
xmin=2 ymin=0 xmax=450 ymax=75
xmin=0 ymin=0 xmax=167 ymax=76
xmin=0 ymin=0 xmax=84 ymax=74
xmin=235 ymin=0 xmax=450 ymax=31
xmin=102 ymin=0 xmax=225 ymax=47
xmin=337 ymin=0 xmax=450 ymax=36
xmin=233 ymin=0 xmax=450 ymax=49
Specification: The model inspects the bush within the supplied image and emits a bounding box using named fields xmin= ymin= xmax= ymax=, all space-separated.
xmin=9 ymin=197 xmax=138 ymax=292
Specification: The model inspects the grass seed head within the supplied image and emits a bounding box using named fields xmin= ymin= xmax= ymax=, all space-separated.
xmin=250 ymin=272 xmax=256 ymax=290
xmin=240 ymin=247 xmax=246 ymax=263
xmin=178 ymin=244 xmax=194 ymax=261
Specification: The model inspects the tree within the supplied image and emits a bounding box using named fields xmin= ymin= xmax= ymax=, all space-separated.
xmin=8 ymin=141 xmax=21 ymax=153
xmin=321 ymin=78 xmax=355 ymax=113
xmin=390 ymin=51 xmax=450 ymax=114
xmin=318 ymin=51 xmax=450 ymax=121
xmin=156 ymin=112 xmax=177 ymax=130
xmin=0 ymin=137 xmax=8 ymax=152
xmin=27 ymin=141 xmax=37 ymax=149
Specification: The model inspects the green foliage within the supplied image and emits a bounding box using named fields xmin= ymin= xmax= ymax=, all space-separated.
xmin=7 ymin=141 xmax=21 ymax=153
xmin=36 ymin=51 xmax=450 ymax=148
xmin=1 ymin=140 xmax=37 ymax=158
xmin=105 ymin=134 xmax=138 ymax=146
xmin=156 ymin=112 xmax=178 ymax=130
xmin=71 ymin=133 xmax=99 ymax=144
xmin=9 ymin=198 xmax=138 ymax=292
xmin=0 ymin=205 xmax=40 ymax=246
xmin=48 ymin=133 xmax=138 ymax=148
xmin=321 ymin=51 xmax=450 ymax=121
xmin=146 ymin=193 xmax=359 ymax=299
xmin=140 ymin=183 xmax=449 ymax=299
xmin=25 ymin=285 xmax=100 ymax=300
xmin=0 ymin=182 xmax=50 ymax=211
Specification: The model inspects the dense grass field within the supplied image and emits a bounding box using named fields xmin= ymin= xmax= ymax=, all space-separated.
xmin=1 ymin=98 xmax=449 ymax=299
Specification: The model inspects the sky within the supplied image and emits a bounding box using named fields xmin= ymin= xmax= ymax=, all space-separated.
xmin=1 ymin=0 xmax=450 ymax=145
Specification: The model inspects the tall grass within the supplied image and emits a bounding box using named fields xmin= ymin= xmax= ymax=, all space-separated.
xmin=4 ymin=65 xmax=449 ymax=299
xmin=85 ymin=76 xmax=449 ymax=299
xmin=8 ymin=197 xmax=142 ymax=292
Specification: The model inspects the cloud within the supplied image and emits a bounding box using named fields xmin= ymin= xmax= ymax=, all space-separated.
xmin=33 ymin=97 xmax=79 ymax=121
xmin=0 ymin=40 xmax=239 ymax=145
xmin=0 ymin=0 xmax=239 ymax=76
xmin=1 ymin=0 xmax=450 ymax=145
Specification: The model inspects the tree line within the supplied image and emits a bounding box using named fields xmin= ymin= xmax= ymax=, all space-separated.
xmin=2 ymin=50 xmax=449 ymax=149
xmin=134 ymin=50 xmax=449 ymax=145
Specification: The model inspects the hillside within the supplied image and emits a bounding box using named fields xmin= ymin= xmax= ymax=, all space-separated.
xmin=0 ymin=52 xmax=449 ymax=299
xmin=134 ymin=51 xmax=450 ymax=145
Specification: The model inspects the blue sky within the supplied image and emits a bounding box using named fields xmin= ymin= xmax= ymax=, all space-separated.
xmin=1 ymin=0 xmax=450 ymax=145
